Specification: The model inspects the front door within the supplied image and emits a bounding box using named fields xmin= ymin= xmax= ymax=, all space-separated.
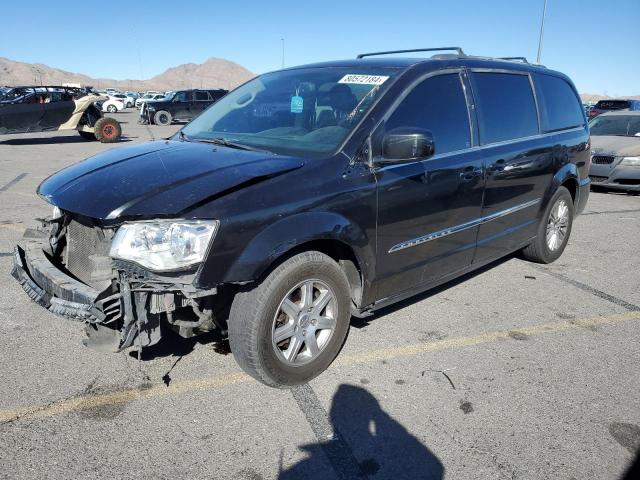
xmin=374 ymin=72 xmax=485 ymax=302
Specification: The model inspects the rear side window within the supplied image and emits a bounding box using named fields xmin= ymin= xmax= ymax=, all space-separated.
xmin=385 ymin=73 xmax=471 ymax=155
xmin=471 ymin=72 xmax=538 ymax=144
xmin=195 ymin=91 xmax=211 ymax=101
xmin=534 ymin=74 xmax=585 ymax=132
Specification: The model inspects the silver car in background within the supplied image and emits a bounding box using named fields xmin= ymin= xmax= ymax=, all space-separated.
xmin=589 ymin=111 xmax=640 ymax=193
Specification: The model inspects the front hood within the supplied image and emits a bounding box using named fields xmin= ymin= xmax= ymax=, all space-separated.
xmin=591 ymin=136 xmax=640 ymax=157
xmin=38 ymin=140 xmax=304 ymax=220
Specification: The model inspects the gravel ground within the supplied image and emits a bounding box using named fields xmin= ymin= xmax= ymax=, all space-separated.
xmin=0 ymin=110 xmax=639 ymax=480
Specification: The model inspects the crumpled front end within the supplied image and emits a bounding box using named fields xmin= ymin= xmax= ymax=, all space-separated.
xmin=11 ymin=215 xmax=223 ymax=352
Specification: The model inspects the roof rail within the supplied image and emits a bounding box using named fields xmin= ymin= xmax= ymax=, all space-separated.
xmin=357 ymin=47 xmax=465 ymax=59
xmin=498 ymin=57 xmax=529 ymax=63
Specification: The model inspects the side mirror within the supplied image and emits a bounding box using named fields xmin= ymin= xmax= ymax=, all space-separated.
xmin=382 ymin=127 xmax=435 ymax=162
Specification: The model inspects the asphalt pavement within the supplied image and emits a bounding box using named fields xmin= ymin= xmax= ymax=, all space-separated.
xmin=0 ymin=111 xmax=639 ymax=480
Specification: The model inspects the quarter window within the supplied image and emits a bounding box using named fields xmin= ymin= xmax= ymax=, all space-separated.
xmin=534 ymin=74 xmax=584 ymax=132
xmin=471 ymin=72 xmax=539 ymax=144
xmin=385 ymin=74 xmax=471 ymax=155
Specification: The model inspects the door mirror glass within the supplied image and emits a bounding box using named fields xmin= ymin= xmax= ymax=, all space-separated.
xmin=382 ymin=127 xmax=435 ymax=162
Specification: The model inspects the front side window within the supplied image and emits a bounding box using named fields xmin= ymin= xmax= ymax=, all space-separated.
xmin=384 ymin=73 xmax=471 ymax=155
xmin=534 ymin=74 xmax=585 ymax=132
xmin=471 ymin=72 xmax=539 ymax=144
xmin=181 ymin=67 xmax=400 ymax=157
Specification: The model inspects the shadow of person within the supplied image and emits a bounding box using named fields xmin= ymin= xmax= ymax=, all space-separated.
xmin=279 ymin=384 xmax=444 ymax=480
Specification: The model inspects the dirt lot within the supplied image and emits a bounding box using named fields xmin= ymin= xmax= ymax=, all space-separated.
xmin=0 ymin=110 xmax=639 ymax=480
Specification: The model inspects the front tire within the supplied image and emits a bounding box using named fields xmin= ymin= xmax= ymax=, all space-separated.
xmin=228 ymin=251 xmax=351 ymax=387
xmin=154 ymin=110 xmax=172 ymax=126
xmin=107 ymin=104 xmax=118 ymax=113
xmin=521 ymin=186 xmax=574 ymax=263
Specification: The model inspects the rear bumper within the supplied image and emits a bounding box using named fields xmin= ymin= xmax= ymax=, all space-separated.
xmin=10 ymin=241 xmax=110 ymax=322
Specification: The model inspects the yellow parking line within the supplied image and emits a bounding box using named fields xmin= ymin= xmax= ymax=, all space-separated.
xmin=0 ymin=311 xmax=638 ymax=423
xmin=336 ymin=311 xmax=640 ymax=365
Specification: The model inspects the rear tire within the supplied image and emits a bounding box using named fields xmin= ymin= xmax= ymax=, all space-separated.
xmin=107 ymin=104 xmax=117 ymax=113
xmin=228 ymin=251 xmax=351 ymax=388
xmin=521 ymin=186 xmax=574 ymax=263
xmin=94 ymin=117 xmax=122 ymax=143
xmin=154 ymin=110 xmax=172 ymax=126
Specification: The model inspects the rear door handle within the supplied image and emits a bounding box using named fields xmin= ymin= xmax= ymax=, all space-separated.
xmin=460 ymin=165 xmax=483 ymax=181
xmin=488 ymin=159 xmax=506 ymax=172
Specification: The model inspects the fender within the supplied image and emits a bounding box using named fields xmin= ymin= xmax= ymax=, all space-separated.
xmin=221 ymin=211 xmax=376 ymax=294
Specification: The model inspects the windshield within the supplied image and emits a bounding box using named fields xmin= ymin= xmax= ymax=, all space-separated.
xmin=181 ymin=67 xmax=399 ymax=157
xmin=589 ymin=115 xmax=640 ymax=136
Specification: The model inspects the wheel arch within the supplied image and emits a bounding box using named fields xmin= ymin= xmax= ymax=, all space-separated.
xmin=220 ymin=212 xmax=375 ymax=309
xmin=543 ymin=163 xmax=579 ymax=215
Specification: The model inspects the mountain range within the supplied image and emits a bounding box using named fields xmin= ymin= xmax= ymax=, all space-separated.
xmin=1 ymin=57 xmax=638 ymax=101
xmin=0 ymin=57 xmax=254 ymax=92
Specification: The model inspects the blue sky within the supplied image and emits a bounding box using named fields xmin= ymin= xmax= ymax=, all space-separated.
xmin=1 ymin=0 xmax=638 ymax=95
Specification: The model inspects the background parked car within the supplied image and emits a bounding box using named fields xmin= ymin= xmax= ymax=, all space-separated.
xmin=135 ymin=92 xmax=165 ymax=108
xmin=588 ymin=99 xmax=640 ymax=119
xmin=588 ymin=111 xmax=640 ymax=193
xmin=109 ymin=93 xmax=128 ymax=106
xmin=124 ymin=92 xmax=138 ymax=108
xmin=101 ymin=96 xmax=125 ymax=113
xmin=140 ymin=88 xmax=227 ymax=125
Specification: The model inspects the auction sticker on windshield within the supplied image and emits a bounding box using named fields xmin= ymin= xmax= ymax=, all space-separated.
xmin=338 ymin=74 xmax=389 ymax=85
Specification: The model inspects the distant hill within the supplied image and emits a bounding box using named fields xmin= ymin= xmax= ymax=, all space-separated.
xmin=580 ymin=93 xmax=640 ymax=103
xmin=0 ymin=57 xmax=254 ymax=91
xmin=1 ymin=57 xmax=638 ymax=100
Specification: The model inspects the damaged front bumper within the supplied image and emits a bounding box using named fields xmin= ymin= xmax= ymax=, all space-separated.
xmin=11 ymin=221 xmax=224 ymax=353
xmin=12 ymin=242 xmax=111 ymax=322
xmin=11 ymin=239 xmax=140 ymax=351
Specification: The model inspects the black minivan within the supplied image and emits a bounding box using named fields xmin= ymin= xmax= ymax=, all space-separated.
xmin=12 ymin=48 xmax=590 ymax=387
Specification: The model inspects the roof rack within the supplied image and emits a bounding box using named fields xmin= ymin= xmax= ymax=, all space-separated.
xmin=498 ymin=57 xmax=529 ymax=63
xmin=357 ymin=47 xmax=465 ymax=59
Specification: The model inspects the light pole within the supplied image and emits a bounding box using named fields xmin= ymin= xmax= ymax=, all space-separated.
xmin=281 ymin=37 xmax=285 ymax=69
xmin=536 ymin=0 xmax=549 ymax=64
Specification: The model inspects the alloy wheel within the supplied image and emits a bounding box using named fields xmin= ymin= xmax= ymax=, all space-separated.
xmin=546 ymin=198 xmax=569 ymax=251
xmin=271 ymin=279 xmax=337 ymax=365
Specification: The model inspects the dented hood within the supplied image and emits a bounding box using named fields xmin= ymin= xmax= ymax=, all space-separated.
xmin=38 ymin=140 xmax=304 ymax=220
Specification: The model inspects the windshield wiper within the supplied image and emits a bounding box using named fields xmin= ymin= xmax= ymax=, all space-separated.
xmin=178 ymin=131 xmax=191 ymax=142
xmin=194 ymin=137 xmax=272 ymax=154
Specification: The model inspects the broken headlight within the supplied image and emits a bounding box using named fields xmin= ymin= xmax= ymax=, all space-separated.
xmin=110 ymin=220 xmax=219 ymax=271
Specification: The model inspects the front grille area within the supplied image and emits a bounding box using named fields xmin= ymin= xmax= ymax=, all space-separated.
xmin=592 ymin=155 xmax=615 ymax=164
xmin=589 ymin=175 xmax=608 ymax=183
xmin=64 ymin=219 xmax=113 ymax=288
